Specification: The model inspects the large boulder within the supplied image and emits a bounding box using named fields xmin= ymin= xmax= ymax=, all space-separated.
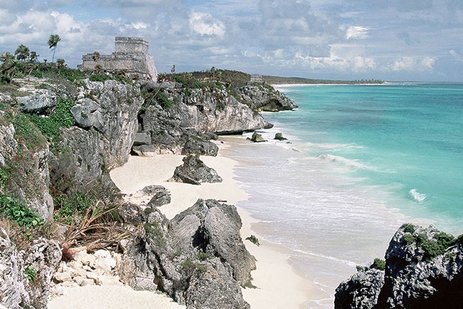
xmin=335 ymin=224 xmax=463 ymax=309
xmin=118 ymin=199 xmax=255 ymax=308
xmin=50 ymin=79 xmax=143 ymax=193
xmin=17 ymin=89 xmax=57 ymax=114
xmin=169 ymin=154 xmax=222 ymax=185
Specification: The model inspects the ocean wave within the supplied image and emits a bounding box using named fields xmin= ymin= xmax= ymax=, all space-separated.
xmin=409 ymin=189 xmax=426 ymax=202
xmin=317 ymin=154 xmax=369 ymax=170
xmin=292 ymin=249 xmax=358 ymax=268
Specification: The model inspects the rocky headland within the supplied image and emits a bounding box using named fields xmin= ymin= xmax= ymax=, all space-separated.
xmin=0 ymin=66 xmax=296 ymax=308
xmin=335 ymin=224 xmax=463 ymax=309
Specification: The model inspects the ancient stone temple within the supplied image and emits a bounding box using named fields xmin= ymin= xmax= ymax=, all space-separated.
xmin=78 ymin=37 xmax=158 ymax=81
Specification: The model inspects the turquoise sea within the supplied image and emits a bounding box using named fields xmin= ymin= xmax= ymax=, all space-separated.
xmin=224 ymin=83 xmax=463 ymax=308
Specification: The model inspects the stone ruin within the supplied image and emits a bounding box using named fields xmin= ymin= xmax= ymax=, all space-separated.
xmin=78 ymin=37 xmax=158 ymax=81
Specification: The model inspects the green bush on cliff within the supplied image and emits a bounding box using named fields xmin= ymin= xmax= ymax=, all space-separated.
xmin=54 ymin=192 xmax=94 ymax=224
xmin=28 ymin=97 xmax=75 ymax=143
xmin=371 ymin=258 xmax=386 ymax=270
xmin=0 ymin=194 xmax=44 ymax=228
xmin=154 ymin=91 xmax=173 ymax=108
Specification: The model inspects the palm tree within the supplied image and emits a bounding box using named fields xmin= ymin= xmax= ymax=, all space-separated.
xmin=15 ymin=44 xmax=30 ymax=62
xmin=29 ymin=51 xmax=38 ymax=63
xmin=48 ymin=34 xmax=61 ymax=63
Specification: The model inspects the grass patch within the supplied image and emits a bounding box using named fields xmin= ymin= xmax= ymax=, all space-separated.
xmin=181 ymin=258 xmax=207 ymax=273
xmin=154 ymin=91 xmax=173 ymax=109
xmin=28 ymin=97 xmax=75 ymax=144
xmin=8 ymin=113 xmax=47 ymax=151
xmin=0 ymin=194 xmax=44 ymax=228
xmin=0 ymin=168 xmax=8 ymax=189
xmin=54 ymin=192 xmax=94 ymax=225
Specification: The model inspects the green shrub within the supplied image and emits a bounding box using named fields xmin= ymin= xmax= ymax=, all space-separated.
xmin=371 ymin=258 xmax=386 ymax=270
xmin=403 ymin=234 xmax=415 ymax=245
xmin=408 ymin=231 xmax=455 ymax=261
xmin=25 ymin=265 xmax=37 ymax=281
xmin=155 ymin=91 xmax=173 ymax=108
xmin=54 ymin=192 xmax=93 ymax=224
xmin=28 ymin=97 xmax=75 ymax=143
xmin=246 ymin=235 xmax=260 ymax=246
xmin=403 ymin=223 xmax=416 ymax=234
xmin=89 ymin=73 xmax=112 ymax=82
xmin=0 ymin=194 xmax=44 ymax=228
xmin=0 ymin=168 xmax=8 ymax=189
xmin=197 ymin=252 xmax=209 ymax=261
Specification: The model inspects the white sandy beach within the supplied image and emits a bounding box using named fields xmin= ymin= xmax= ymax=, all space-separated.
xmin=49 ymin=140 xmax=315 ymax=308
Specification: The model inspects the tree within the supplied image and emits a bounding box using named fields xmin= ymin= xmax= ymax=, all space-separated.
xmin=56 ymin=58 xmax=65 ymax=69
xmin=48 ymin=34 xmax=61 ymax=63
xmin=15 ymin=44 xmax=30 ymax=62
xmin=29 ymin=51 xmax=38 ymax=63
xmin=0 ymin=52 xmax=17 ymax=83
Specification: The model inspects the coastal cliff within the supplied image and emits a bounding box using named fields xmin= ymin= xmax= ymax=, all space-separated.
xmin=0 ymin=68 xmax=295 ymax=308
xmin=335 ymin=224 xmax=463 ymax=308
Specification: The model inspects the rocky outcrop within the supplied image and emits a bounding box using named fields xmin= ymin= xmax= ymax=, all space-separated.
xmin=119 ymin=199 xmax=255 ymax=308
xmin=0 ymin=119 xmax=54 ymax=220
xmin=249 ymin=132 xmax=266 ymax=143
xmin=133 ymin=81 xmax=271 ymax=155
xmin=50 ymin=79 xmax=143 ymax=193
xmin=17 ymin=89 xmax=57 ymax=114
xmin=238 ymin=83 xmax=297 ymax=112
xmin=335 ymin=224 xmax=463 ymax=309
xmin=0 ymin=228 xmax=61 ymax=309
xmin=0 ymin=123 xmax=17 ymax=166
xmin=170 ymin=154 xmax=222 ymax=185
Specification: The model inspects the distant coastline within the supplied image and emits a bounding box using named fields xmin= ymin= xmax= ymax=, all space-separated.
xmin=262 ymin=75 xmax=384 ymax=85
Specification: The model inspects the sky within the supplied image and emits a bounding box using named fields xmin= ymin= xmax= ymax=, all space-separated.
xmin=1 ymin=0 xmax=463 ymax=81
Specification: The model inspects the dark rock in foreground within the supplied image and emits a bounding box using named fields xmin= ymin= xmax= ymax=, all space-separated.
xmin=169 ymin=154 xmax=222 ymax=185
xmin=335 ymin=224 xmax=463 ymax=309
xmin=119 ymin=199 xmax=255 ymax=309
xmin=274 ymin=132 xmax=287 ymax=141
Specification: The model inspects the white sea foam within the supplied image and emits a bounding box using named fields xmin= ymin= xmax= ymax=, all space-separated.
xmin=292 ymin=249 xmax=358 ymax=268
xmin=409 ymin=189 xmax=427 ymax=202
xmin=317 ymin=154 xmax=369 ymax=170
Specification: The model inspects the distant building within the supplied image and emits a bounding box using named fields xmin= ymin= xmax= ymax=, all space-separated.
xmin=78 ymin=37 xmax=158 ymax=81
xmin=250 ymin=74 xmax=264 ymax=84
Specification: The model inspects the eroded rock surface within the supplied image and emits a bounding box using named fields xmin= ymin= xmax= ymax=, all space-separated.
xmin=335 ymin=224 xmax=463 ymax=309
xmin=170 ymin=154 xmax=222 ymax=185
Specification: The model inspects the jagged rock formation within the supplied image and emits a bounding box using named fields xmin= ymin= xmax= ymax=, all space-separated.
xmin=133 ymin=81 xmax=272 ymax=155
xmin=0 ymin=228 xmax=61 ymax=309
xmin=119 ymin=199 xmax=255 ymax=308
xmin=50 ymin=79 xmax=143 ymax=193
xmin=17 ymin=89 xmax=57 ymax=114
xmin=335 ymin=224 xmax=463 ymax=309
xmin=0 ymin=119 xmax=54 ymax=220
xmin=170 ymin=154 xmax=222 ymax=185
xmin=238 ymin=83 xmax=297 ymax=112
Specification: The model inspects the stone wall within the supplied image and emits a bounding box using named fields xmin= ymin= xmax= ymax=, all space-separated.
xmin=79 ymin=37 xmax=158 ymax=81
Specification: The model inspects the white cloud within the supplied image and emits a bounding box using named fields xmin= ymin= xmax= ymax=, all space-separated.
xmin=449 ymin=49 xmax=463 ymax=62
xmin=389 ymin=56 xmax=436 ymax=71
xmin=189 ymin=12 xmax=225 ymax=38
xmin=345 ymin=26 xmax=369 ymax=40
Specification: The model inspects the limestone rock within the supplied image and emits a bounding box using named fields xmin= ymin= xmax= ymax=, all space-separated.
xmin=170 ymin=154 xmax=222 ymax=185
xmin=0 ymin=124 xmax=17 ymax=166
xmin=335 ymin=224 xmax=463 ymax=309
xmin=335 ymin=268 xmax=384 ymax=309
xmin=50 ymin=79 xmax=143 ymax=193
xmin=249 ymin=132 xmax=266 ymax=143
xmin=17 ymin=89 xmax=57 ymax=114
xmin=238 ymin=83 xmax=297 ymax=112
xmin=70 ymin=98 xmax=104 ymax=131
xmin=0 ymin=229 xmax=61 ymax=309
xmin=119 ymin=199 xmax=254 ymax=308
xmin=274 ymin=132 xmax=287 ymax=141
xmin=147 ymin=186 xmax=171 ymax=207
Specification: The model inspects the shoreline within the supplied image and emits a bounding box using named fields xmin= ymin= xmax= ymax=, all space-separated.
xmin=50 ymin=138 xmax=316 ymax=308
